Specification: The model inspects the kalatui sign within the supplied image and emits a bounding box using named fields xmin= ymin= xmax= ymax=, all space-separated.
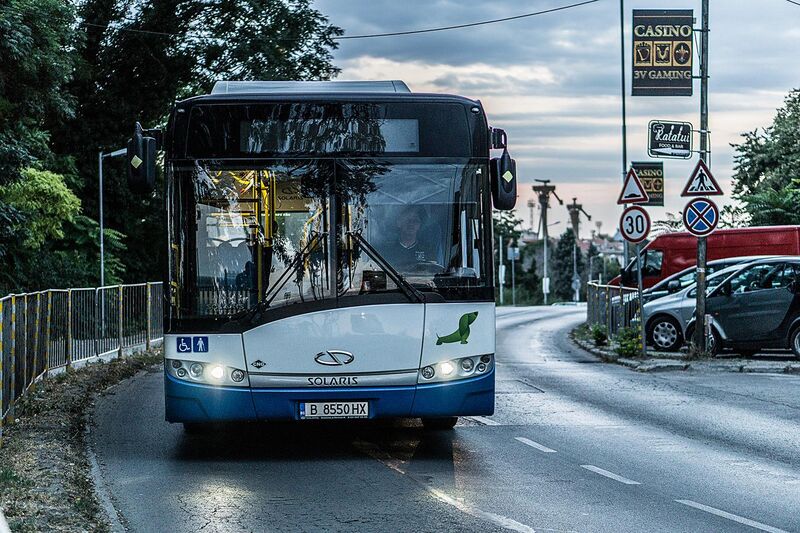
xmin=648 ymin=120 xmax=692 ymax=159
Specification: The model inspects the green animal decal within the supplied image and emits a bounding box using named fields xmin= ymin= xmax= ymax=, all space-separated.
xmin=436 ymin=312 xmax=479 ymax=345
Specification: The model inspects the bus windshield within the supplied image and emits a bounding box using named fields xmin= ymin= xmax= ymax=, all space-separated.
xmin=169 ymin=158 xmax=490 ymax=319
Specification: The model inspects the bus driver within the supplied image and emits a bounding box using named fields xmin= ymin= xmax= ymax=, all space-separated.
xmin=381 ymin=205 xmax=441 ymax=271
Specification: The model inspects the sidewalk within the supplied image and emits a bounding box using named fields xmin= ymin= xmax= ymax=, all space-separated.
xmin=572 ymin=333 xmax=800 ymax=374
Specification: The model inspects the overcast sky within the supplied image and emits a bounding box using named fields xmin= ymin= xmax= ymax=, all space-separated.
xmin=315 ymin=0 xmax=800 ymax=238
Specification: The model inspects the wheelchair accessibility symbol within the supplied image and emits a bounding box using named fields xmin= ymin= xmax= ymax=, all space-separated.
xmin=176 ymin=336 xmax=209 ymax=353
xmin=177 ymin=337 xmax=192 ymax=353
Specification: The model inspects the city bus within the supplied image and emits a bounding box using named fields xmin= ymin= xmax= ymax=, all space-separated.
xmin=126 ymin=80 xmax=517 ymax=431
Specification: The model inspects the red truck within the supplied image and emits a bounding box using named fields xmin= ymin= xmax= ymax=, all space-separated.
xmin=615 ymin=226 xmax=800 ymax=288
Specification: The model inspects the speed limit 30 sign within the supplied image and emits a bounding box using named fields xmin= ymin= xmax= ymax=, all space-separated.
xmin=619 ymin=205 xmax=651 ymax=243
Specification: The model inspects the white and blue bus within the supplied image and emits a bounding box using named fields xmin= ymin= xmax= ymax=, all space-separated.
xmin=127 ymin=80 xmax=517 ymax=430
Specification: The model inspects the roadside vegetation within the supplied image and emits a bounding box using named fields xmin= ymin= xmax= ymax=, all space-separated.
xmin=0 ymin=0 xmax=341 ymax=294
xmin=0 ymin=351 xmax=162 ymax=532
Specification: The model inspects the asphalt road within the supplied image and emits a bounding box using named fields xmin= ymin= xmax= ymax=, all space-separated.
xmin=90 ymin=307 xmax=800 ymax=532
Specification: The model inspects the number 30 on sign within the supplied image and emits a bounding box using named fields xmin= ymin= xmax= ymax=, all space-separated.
xmin=619 ymin=205 xmax=651 ymax=244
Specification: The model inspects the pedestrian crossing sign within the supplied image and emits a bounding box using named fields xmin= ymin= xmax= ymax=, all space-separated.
xmin=681 ymin=160 xmax=723 ymax=197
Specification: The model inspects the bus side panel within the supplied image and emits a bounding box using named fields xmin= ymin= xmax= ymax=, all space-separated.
xmin=421 ymin=303 xmax=495 ymax=368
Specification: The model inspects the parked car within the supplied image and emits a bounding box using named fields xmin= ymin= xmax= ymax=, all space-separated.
xmin=611 ymin=226 xmax=800 ymax=289
xmin=641 ymin=255 xmax=778 ymax=305
xmin=644 ymin=263 xmax=749 ymax=351
xmin=686 ymin=257 xmax=800 ymax=357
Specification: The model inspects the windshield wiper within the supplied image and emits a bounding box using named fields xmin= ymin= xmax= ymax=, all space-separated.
xmin=264 ymin=232 xmax=327 ymax=306
xmin=346 ymin=230 xmax=425 ymax=304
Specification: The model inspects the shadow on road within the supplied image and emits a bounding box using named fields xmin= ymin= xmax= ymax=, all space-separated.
xmin=173 ymin=419 xmax=458 ymax=470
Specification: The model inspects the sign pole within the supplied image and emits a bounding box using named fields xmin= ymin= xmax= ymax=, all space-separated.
xmin=499 ymin=234 xmax=504 ymax=306
xmin=693 ymin=0 xmax=710 ymax=353
xmin=511 ymin=246 xmax=516 ymax=307
xmin=635 ymin=242 xmax=646 ymax=357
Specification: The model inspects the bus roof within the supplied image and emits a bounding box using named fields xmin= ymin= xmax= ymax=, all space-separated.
xmin=211 ymin=80 xmax=412 ymax=95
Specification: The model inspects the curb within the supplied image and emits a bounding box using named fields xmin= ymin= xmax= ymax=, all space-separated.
xmin=571 ymin=330 xmax=800 ymax=374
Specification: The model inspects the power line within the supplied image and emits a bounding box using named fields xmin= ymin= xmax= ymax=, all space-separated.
xmin=785 ymin=0 xmax=800 ymax=6
xmin=7 ymin=1 xmax=600 ymax=42
xmin=335 ymin=1 xmax=600 ymax=40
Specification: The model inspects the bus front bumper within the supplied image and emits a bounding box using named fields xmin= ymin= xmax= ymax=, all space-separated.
xmin=164 ymin=369 xmax=495 ymax=422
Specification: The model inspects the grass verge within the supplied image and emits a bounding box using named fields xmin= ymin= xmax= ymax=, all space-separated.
xmin=0 ymin=350 xmax=162 ymax=532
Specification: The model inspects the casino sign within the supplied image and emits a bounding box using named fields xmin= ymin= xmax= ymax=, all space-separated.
xmin=632 ymin=10 xmax=694 ymax=96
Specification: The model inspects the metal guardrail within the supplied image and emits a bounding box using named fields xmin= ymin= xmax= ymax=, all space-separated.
xmin=586 ymin=281 xmax=641 ymax=337
xmin=0 ymin=282 xmax=163 ymax=436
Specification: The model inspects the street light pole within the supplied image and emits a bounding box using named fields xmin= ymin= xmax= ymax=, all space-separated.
xmin=619 ymin=0 xmax=630 ymax=266
xmin=98 ymin=148 xmax=127 ymax=287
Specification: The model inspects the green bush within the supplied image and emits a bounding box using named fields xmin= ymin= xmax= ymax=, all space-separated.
xmin=614 ymin=327 xmax=642 ymax=358
xmin=590 ymin=324 xmax=608 ymax=346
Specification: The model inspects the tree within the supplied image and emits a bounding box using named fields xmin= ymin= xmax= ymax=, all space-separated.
xmin=0 ymin=168 xmax=80 ymax=248
xmin=0 ymin=0 xmax=78 ymax=180
xmin=731 ymin=89 xmax=800 ymax=225
xmin=492 ymin=211 xmax=522 ymax=301
xmin=740 ymin=183 xmax=800 ymax=226
xmin=551 ymin=228 xmax=584 ymax=302
xmin=513 ymin=242 xmax=542 ymax=305
xmin=51 ymin=0 xmax=343 ymax=285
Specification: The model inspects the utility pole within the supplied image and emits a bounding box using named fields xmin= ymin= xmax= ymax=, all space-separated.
xmin=566 ymin=198 xmax=591 ymax=302
xmin=533 ymin=180 xmax=563 ymax=305
xmin=693 ymin=0 xmax=710 ymax=352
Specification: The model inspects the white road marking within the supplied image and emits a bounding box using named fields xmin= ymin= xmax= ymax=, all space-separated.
xmin=675 ymin=500 xmax=789 ymax=533
xmin=470 ymin=416 xmax=501 ymax=426
xmin=354 ymin=439 xmax=537 ymax=532
xmin=427 ymin=487 xmax=537 ymax=533
xmin=515 ymin=437 xmax=557 ymax=453
xmin=580 ymin=465 xmax=640 ymax=485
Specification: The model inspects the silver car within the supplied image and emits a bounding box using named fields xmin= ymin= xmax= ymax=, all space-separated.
xmin=643 ymin=263 xmax=750 ymax=351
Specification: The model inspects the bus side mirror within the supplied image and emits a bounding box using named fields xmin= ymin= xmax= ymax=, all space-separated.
xmin=490 ymin=148 xmax=517 ymax=211
xmin=127 ymin=122 xmax=157 ymax=193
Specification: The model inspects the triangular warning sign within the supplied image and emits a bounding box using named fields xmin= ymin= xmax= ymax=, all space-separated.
xmin=617 ymin=168 xmax=650 ymax=205
xmin=681 ymin=160 xmax=723 ymax=197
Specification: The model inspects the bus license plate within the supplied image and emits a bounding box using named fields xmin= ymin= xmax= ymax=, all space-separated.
xmin=300 ymin=401 xmax=369 ymax=419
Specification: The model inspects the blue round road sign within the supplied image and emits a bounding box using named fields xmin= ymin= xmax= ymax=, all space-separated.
xmin=683 ymin=198 xmax=719 ymax=236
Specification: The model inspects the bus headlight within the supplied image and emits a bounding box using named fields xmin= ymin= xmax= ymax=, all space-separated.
xmin=418 ymin=355 xmax=493 ymax=383
xmin=440 ymin=361 xmax=455 ymax=376
xmin=209 ymin=365 xmax=225 ymax=380
xmin=167 ymin=359 xmax=249 ymax=387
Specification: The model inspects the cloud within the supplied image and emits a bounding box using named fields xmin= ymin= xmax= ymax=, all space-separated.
xmin=315 ymin=0 xmax=800 ymax=237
